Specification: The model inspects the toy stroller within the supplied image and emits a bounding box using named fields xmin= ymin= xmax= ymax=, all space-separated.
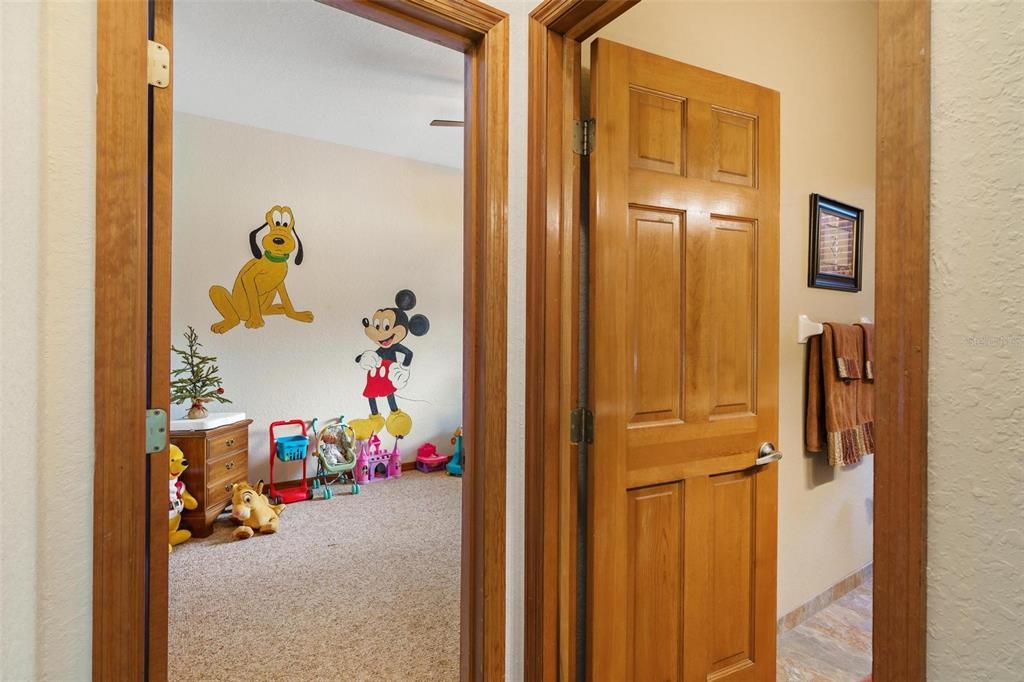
xmin=310 ymin=416 xmax=360 ymax=499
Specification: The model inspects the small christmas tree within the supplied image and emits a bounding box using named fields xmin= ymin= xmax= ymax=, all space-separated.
xmin=171 ymin=326 xmax=231 ymax=419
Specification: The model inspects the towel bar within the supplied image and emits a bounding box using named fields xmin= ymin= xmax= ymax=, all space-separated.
xmin=798 ymin=314 xmax=872 ymax=344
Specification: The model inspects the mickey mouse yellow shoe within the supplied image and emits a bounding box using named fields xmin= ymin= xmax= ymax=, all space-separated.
xmin=385 ymin=409 xmax=412 ymax=439
xmin=348 ymin=415 xmax=384 ymax=442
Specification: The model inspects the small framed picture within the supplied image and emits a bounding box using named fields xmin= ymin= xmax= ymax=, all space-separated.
xmin=808 ymin=194 xmax=864 ymax=292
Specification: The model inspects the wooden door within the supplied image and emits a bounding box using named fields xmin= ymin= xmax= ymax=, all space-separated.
xmin=587 ymin=39 xmax=779 ymax=681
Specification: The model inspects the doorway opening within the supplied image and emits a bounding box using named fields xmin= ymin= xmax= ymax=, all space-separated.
xmin=92 ymin=1 xmax=508 ymax=679
xmin=165 ymin=4 xmax=466 ymax=678
xmin=525 ymin=1 xmax=927 ymax=680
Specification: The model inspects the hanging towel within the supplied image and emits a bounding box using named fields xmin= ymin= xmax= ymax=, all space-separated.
xmin=855 ymin=322 xmax=875 ymax=380
xmin=806 ymin=323 xmax=875 ymax=466
xmin=853 ymin=323 xmax=875 ymax=452
xmin=805 ymin=333 xmax=828 ymax=453
xmin=831 ymin=322 xmax=864 ymax=379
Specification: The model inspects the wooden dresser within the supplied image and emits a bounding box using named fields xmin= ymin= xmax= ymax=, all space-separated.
xmin=171 ymin=419 xmax=252 ymax=538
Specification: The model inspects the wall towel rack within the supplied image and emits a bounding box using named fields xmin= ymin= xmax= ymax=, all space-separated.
xmin=798 ymin=314 xmax=872 ymax=344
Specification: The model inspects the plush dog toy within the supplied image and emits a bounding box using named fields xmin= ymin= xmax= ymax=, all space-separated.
xmin=209 ymin=205 xmax=314 ymax=334
xmin=169 ymin=444 xmax=198 ymax=553
xmin=230 ymin=480 xmax=285 ymax=539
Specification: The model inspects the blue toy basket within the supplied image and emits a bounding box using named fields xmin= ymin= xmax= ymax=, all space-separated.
xmin=276 ymin=434 xmax=309 ymax=462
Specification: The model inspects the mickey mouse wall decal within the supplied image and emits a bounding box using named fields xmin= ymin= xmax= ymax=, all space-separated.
xmin=351 ymin=289 xmax=429 ymax=439
xmin=208 ymin=205 xmax=314 ymax=334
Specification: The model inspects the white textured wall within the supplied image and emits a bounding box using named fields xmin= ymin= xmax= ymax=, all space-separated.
xmin=928 ymin=1 xmax=1024 ymax=679
xmin=586 ymin=0 xmax=877 ymax=618
xmin=0 ymin=0 xmax=96 ymax=679
xmin=0 ymin=1 xmax=41 ymax=676
xmin=172 ymin=113 xmax=463 ymax=478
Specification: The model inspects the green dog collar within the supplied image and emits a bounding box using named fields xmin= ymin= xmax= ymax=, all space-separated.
xmin=263 ymin=250 xmax=289 ymax=263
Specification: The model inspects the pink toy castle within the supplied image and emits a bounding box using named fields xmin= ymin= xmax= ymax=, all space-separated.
xmin=354 ymin=434 xmax=402 ymax=484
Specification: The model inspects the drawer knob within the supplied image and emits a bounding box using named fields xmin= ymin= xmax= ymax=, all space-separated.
xmin=225 ymin=438 xmax=236 ymax=447
xmin=224 ymin=483 xmax=232 ymax=492
xmin=225 ymin=461 xmax=235 ymax=470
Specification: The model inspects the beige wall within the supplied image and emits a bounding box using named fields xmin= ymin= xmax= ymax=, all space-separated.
xmin=1 ymin=1 xmax=1019 ymax=680
xmin=928 ymin=1 xmax=1023 ymax=678
xmin=0 ymin=1 xmax=96 ymax=679
xmin=172 ymin=113 xmax=464 ymax=478
xmin=585 ymin=0 xmax=877 ymax=618
xmin=0 ymin=1 xmax=41 ymax=676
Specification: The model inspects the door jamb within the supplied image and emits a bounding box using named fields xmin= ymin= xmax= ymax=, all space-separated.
xmin=94 ymin=1 xmax=509 ymax=680
xmin=524 ymin=1 xmax=930 ymax=680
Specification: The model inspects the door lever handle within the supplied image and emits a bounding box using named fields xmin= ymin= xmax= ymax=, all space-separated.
xmin=755 ymin=442 xmax=782 ymax=466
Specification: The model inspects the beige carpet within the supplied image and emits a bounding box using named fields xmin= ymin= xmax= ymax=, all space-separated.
xmin=169 ymin=470 xmax=462 ymax=681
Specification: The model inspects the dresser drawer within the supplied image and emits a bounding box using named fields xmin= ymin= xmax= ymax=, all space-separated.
xmin=207 ymin=450 xmax=247 ymax=487
xmin=209 ymin=428 xmax=248 ymax=461
xmin=207 ymin=473 xmax=246 ymax=508
xmin=172 ymin=418 xmax=253 ymax=538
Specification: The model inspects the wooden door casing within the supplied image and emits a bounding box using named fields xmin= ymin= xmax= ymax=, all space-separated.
xmin=148 ymin=2 xmax=173 ymax=678
xmin=588 ymin=39 xmax=779 ymax=681
xmin=527 ymin=4 xmax=930 ymax=680
xmin=98 ymin=1 xmax=508 ymax=680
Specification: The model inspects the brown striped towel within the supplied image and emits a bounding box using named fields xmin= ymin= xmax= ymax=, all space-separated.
xmin=855 ymin=322 xmax=875 ymax=380
xmin=830 ymin=322 xmax=864 ymax=379
xmin=806 ymin=323 xmax=875 ymax=466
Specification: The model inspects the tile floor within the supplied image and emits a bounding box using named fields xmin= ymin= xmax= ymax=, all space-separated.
xmin=777 ymin=578 xmax=873 ymax=681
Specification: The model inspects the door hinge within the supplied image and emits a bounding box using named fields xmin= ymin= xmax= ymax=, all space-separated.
xmin=146 ymin=408 xmax=168 ymax=454
xmin=573 ymin=119 xmax=595 ymax=156
xmin=569 ymin=407 xmax=594 ymax=445
xmin=148 ymin=40 xmax=170 ymax=88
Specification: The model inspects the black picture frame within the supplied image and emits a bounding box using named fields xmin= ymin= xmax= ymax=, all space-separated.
xmin=808 ymin=193 xmax=864 ymax=292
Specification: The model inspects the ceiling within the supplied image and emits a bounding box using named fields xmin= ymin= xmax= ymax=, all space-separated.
xmin=174 ymin=0 xmax=465 ymax=168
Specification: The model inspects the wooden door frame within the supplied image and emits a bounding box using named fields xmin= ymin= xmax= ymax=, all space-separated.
xmin=524 ymin=1 xmax=930 ymax=680
xmin=94 ymin=1 xmax=508 ymax=680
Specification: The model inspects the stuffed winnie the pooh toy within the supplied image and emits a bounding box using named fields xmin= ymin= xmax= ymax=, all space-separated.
xmin=230 ymin=480 xmax=285 ymax=539
xmin=169 ymin=444 xmax=198 ymax=553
